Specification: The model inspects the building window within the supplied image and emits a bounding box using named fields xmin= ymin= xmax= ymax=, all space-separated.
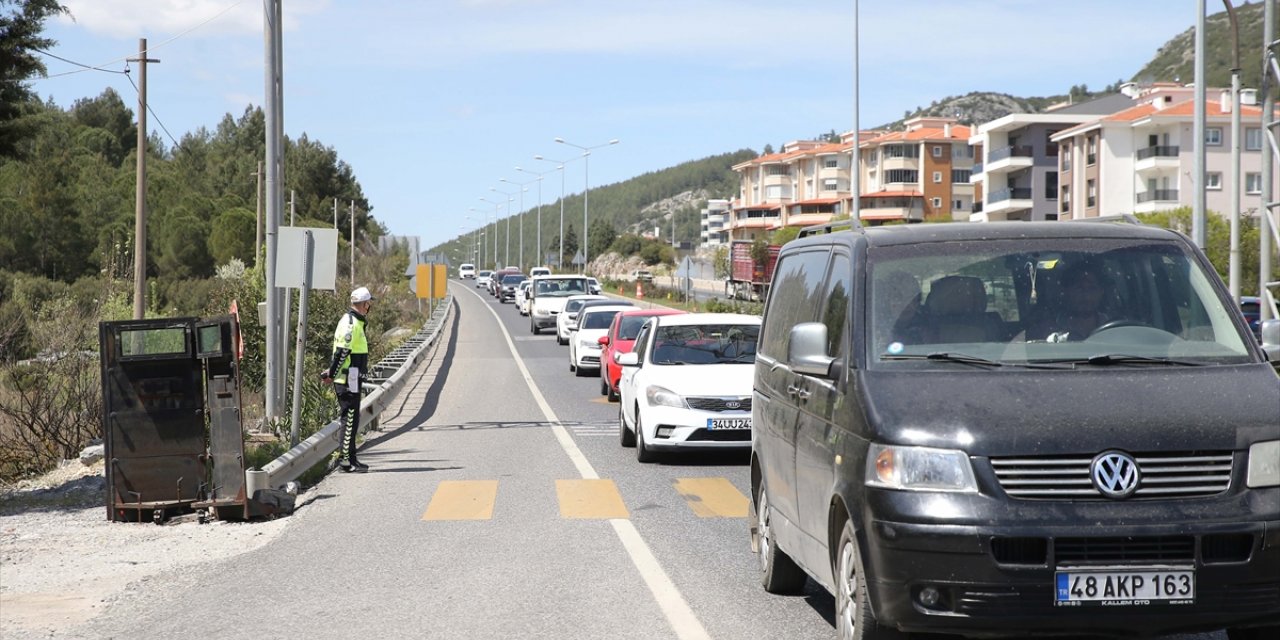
xmin=1061 ymin=186 xmax=1071 ymax=213
xmin=1087 ymin=179 xmax=1097 ymax=208
xmin=952 ymin=146 xmax=973 ymax=159
xmin=823 ymin=158 xmax=839 ymax=169
xmin=822 ymin=178 xmax=839 ymax=191
xmin=884 ymin=169 xmax=918 ymax=183
xmin=951 ymin=169 xmax=971 ymax=182
xmin=933 ymin=171 xmax=943 ymax=183
xmin=1246 ymin=172 xmax=1262 ymax=194
xmin=882 ymin=144 xmax=919 ymax=159
xmin=932 ymin=146 xmax=943 ymax=158
xmin=953 ymin=199 xmax=965 ymax=210
xmin=1246 ymin=127 xmax=1263 ymax=151
xmin=1045 ymin=171 xmax=1059 ymax=200
xmin=931 ymin=197 xmax=943 ymax=208
xmin=1206 ymin=127 xmax=1223 ymax=146
xmin=765 ymin=185 xmax=783 ymax=199
xmin=1086 ymin=136 xmax=1097 ymax=165
xmin=1206 ymin=172 xmax=1222 ymax=190
xmin=765 ymin=165 xmax=790 ymax=176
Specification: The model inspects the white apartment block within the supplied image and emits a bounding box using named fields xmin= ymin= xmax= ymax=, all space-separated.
xmin=729 ymin=138 xmax=855 ymax=242
xmin=700 ymin=199 xmax=731 ymax=247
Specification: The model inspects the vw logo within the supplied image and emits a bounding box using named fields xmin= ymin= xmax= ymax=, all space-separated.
xmin=1091 ymin=451 xmax=1140 ymax=499
xmin=725 ymin=400 xmax=742 ymax=410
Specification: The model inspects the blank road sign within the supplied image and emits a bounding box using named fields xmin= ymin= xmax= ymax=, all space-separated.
xmin=278 ymin=226 xmax=339 ymax=290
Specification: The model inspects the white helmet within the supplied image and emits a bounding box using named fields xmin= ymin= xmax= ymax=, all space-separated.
xmin=350 ymin=286 xmax=374 ymax=303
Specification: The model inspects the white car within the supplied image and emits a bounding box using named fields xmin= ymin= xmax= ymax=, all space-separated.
xmin=555 ymin=294 xmax=606 ymax=345
xmin=515 ymin=280 xmax=533 ymax=315
xmin=569 ymin=305 xmax=630 ymax=376
xmin=476 ymin=270 xmax=493 ymax=289
xmin=587 ymin=277 xmax=602 ymax=295
xmin=459 ymin=263 xmax=476 ymax=279
xmin=618 ymin=313 xmax=761 ymax=462
xmin=529 ymin=275 xmax=592 ymax=335
xmin=530 ymin=267 xmax=552 ymax=277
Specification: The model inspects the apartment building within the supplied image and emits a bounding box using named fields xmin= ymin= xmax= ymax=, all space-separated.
xmin=968 ymin=94 xmax=1135 ymax=221
xmin=729 ymin=138 xmax=855 ymax=241
xmin=699 ymin=199 xmax=731 ymax=247
xmin=1052 ymin=86 xmax=1270 ymax=219
xmin=858 ymin=117 xmax=974 ymax=222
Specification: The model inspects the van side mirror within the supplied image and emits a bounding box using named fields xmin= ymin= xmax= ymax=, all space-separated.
xmin=1261 ymin=319 xmax=1280 ymax=363
xmin=618 ymin=352 xmax=640 ymax=367
xmin=789 ymin=322 xmax=836 ymax=378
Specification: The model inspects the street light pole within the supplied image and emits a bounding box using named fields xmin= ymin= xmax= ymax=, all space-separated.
xmin=490 ymin=187 xmax=518 ymax=267
xmin=516 ymin=166 xmax=552 ymax=269
xmin=480 ymin=196 xmax=507 ymax=267
xmin=501 ymin=177 xmax=536 ymax=270
xmin=555 ymin=137 xmax=619 ymax=273
xmin=534 ymin=154 xmax=576 ymax=270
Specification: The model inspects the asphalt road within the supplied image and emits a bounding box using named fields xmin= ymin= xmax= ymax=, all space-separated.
xmin=75 ymin=279 xmax=1227 ymax=640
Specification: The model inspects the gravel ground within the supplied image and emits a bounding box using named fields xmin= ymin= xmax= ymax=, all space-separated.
xmin=0 ymin=459 xmax=301 ymax=638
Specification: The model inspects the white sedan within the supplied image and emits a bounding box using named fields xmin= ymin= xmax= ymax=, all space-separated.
xmin=569 ymin=305 xmax=630 ymax=376
xmin=618 ymin=313 xmax=760 ymax=462
xmin=555 ymin=294 xmax=606 ymax=345
xmin=514 ymin=280 xmax=532 ymax=315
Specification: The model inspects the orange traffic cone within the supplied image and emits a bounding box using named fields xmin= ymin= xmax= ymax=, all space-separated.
xmin=636 ymin=281 xmax=644 ymax=299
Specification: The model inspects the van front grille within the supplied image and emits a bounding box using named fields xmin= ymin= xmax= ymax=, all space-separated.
xmin=989 ymin=451 xmax=1232 ymax=500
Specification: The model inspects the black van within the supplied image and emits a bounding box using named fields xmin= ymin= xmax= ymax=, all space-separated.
xmin=749 ymin=219 xmax=1279 ymax=639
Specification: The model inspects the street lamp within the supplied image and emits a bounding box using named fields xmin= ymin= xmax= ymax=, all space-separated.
xmin=534 ymin=154 xmax=577 ymax=270
xmin=514 ymin=166 xmax=554 ymax=270
xmin=500 ymin=177 xmax=536 ymax=269
xmin=477 ymin=199 xmax=501 ymax=268
xmin=489 ymin=187 xmax=517 ymax=267
xmin=554 ymin=137 xmax=619 ymax=273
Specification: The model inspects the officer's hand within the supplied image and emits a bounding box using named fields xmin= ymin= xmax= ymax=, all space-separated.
xmin=319 ymin=371 xmax=333 ymax=383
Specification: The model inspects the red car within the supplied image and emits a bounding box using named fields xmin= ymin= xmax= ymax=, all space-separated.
xmin=599 ymin=308 xmax=685 ymax=400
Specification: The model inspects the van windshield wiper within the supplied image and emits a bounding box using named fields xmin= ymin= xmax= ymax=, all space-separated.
xmin=1073 ymin=354 xmax=1208 ymax=367
xmin=882 ymin=352 xmax=1074 ymax=369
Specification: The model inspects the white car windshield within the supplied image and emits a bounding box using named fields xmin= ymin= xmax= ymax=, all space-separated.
xmin=867 ymin=238 xmax=1253 ymax=367
xmin=536 ymin=278 xmax=588 ymax=297
xmin=651 ymin=324 xmax=758 ymax=365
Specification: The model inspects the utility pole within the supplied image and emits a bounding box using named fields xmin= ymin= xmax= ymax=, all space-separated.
xmin=333 ymin=197 xmax=338 ymax=229
xmin=254 ymin=161 xmax=263 ymax=266
xmin=1225 ymin=0 xmax=1242 ymax=301
xmin=264 ymin=0 xmax=285 ymax=419
xmin=350 ymin=199 xmax=356 ymax=288
xmin=129 ymin=39 xmax=159 ymax=320
xmin=1193 ymin=0 xmax=1208 ymax=248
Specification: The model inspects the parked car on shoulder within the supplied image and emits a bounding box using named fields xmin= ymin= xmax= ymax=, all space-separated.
xmin=459 ymin=263 xmax=476 ymax=279
xmin=1240 ymin=295 xmax=1262 ymax=339
xmin=617 ymin=313 xmax=760 ymax=462
xmin=529 ymin=275 xmax=591 ymax=335
xmin=749 ymin=219 xmax=1279 ymax=640
xmin=569 ymin=304 xmax=631 ymax=376
xmin=600 ymin=308 xmax=685 ymax=401
xmin=631 ymin=269 xmax=654 ymax=283
xmin=588 ymin=277 xmax=602 ymax=295
xmin=555 ymin=294 xmax=606 ymax=344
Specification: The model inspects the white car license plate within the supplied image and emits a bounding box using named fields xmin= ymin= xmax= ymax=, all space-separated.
xmin=1054 ymin=567 xmax=1194 ymax=606
xmin=707 ymin=418 xmax=751 ymax=430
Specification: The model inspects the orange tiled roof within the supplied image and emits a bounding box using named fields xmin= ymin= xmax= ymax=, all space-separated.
xmin=861 ymin=190 xmax=922 ymax=198
xmin=733 ymin=202 xmax=782 ymax=211
xmin=791 ymin=197 xmax=844 ymax=205
xmin=861 ymin=125 xmax=971 ymax=147
xmin=1057 ymin=99 xmax=1267 ymax=137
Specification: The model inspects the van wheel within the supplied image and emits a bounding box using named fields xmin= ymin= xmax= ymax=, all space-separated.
xmin=635 ymin=413 xmax=657 ymax=463
xmin=1229 ymin=628 xmax=1280 ymax=640
xmin=756 ymin=480 xmax=806 ymax=594
xmin=619 ymin=404 xmax=635 ymax=447
xmin=835 ymin=520 xmax=903 ymax=640
xmin=531 ymin=321 xmax=539 ymax=335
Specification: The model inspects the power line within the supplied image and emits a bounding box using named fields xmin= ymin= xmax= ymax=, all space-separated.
xmin=83 ymin=0 xmax=249 ymax=70
xmin=124 ymin=68 xmax=180 ymax=148
xmin=35 ymin=48 xmax=129 ymax=78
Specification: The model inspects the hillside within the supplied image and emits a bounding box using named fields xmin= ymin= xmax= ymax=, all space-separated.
xmin=1134 ymin=1 xmax=1269 ymax=90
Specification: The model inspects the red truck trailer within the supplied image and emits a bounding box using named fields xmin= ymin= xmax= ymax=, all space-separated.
xmin=727 ymin=240 xmax=780 ymax=301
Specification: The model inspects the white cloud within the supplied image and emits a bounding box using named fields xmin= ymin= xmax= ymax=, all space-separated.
xmin=58 ymin=0 xmax=330 ymax=39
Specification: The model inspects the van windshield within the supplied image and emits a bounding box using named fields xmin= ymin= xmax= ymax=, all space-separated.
xmin=867 ymin=238 xmax=1252 ymax=368
xmin=536 ymin=278 xmax=588 ymax=297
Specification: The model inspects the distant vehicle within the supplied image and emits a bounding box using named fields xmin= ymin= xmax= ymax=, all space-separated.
xmin=569 ymin=305 xmax=631 ymax=376
xmin=530 ymin=267 xmax=552 ymax=277
xmin=515 ymin=280 xmax=533 ymax=315
xmin=617 ymin=313 xmax=760 ymax=461
xmin=587 ymin=277 xmax=602 ymax=295
xmin=499 ymin=273 xmax=526 ymax=303
xmin=1240 ymin=296 xmax=1261 ymax=339
xmin=727 ymin=239 xmax=779 ymax=301
xmin=529 ymin=275 xmax=591 ymax=335
xmin=459 ymin=263 xmax=476 ymax=279
xmin=475 ymin=270 xmax=493 ymax=289
xmin=600 ymin=308 xmax=685 ymax=401
xmin=490 ymin=267 xmax=521 ymax=297
xmin=556 ymin=295 xmax=607 ymax=345
xmin=631 ymin=269 xmax=654 ymax=283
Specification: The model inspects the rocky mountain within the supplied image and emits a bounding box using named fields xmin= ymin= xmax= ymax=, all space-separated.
xmin=1134 ymin=1 xmax=1267 ymax=90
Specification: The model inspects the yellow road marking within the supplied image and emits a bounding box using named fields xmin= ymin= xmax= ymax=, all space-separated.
xmin=422 ymin=480 xmax=499 ymax=521
xmin=673 ymin=478 xmax=749 ymax=518
xmin=589 ymin=397 xmax=613 ymax=404
xmin=557 ymin=479 xmax=629 ymax=519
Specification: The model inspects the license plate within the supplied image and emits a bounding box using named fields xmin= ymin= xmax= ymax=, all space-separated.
xmin=707 ymin=418 xmax=751 ymax=430
xmin=1054 ymin=567 xmax=1195 ymax=606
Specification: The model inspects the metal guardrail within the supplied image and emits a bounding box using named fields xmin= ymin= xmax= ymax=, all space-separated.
xmin=244 ymin=294 xmax=453 ymax=494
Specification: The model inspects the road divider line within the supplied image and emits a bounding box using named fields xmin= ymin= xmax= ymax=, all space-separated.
xmin=423 ymin=480 xmax=498 ymax=521
xmin=456 ymin=282 xmax=713 ymax=640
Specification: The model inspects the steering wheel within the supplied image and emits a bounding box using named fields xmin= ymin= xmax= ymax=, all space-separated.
xmin=1087 ymin=318 xmax=1152 ymax=338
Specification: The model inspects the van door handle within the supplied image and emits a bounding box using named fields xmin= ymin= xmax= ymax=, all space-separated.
xmin=786 ymin=384 xmax=799 ymax=397
xmin=795 ymin=387 xmax=811 ymax=400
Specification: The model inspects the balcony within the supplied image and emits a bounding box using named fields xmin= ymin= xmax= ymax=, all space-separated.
xmin=984 ymin=187 xmax=1034 ymax=217
xmin=969 ymin=163 xmax=984 ymax=183
xmin=985 ymin=145 xmax=1034 ymax=175
xmin=1135 ymin=145 xmax=1180 ymax=173
xmin=1134 ymin=189 xmax=1180 ymax=213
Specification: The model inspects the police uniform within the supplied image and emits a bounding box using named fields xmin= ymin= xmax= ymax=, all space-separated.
xmin=325 ymin=288 xmax=373 ymax=471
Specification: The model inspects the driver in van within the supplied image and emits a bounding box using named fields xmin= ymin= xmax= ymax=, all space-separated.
xmin=1030 ymin=262 xmax=1111 ymax=342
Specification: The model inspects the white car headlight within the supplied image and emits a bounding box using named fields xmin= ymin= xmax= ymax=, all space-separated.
xmin=645 ymin=385 xmax=686 ymax=409
xmin=580 ymin=339 xmax=597 ymax=349
xmin=1247 ymin=440 xmax=1280 ymax=488
xmin=865 ymin=444 xmax=978 ymax=493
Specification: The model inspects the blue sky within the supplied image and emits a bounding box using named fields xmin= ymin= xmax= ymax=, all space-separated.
xmin=33 ymin=0 xmax=1202 ymax=252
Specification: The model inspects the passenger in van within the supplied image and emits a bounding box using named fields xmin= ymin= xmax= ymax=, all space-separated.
xmin=1029 ymin=262 xmax=1111 ymax=342
xmin=877 ymin=270 xmax=927 ymax=349
xmin=919 ymin=275 xmax=999 ymax=343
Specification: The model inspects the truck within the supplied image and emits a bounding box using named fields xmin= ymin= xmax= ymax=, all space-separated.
xmin=727 ymin=239 xmax=780 ymax=301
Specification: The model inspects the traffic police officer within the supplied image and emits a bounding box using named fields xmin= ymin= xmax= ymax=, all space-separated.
xmin=321 ymin=286 xmax=374 ymax=472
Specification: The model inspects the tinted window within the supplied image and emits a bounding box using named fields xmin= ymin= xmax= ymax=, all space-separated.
xmin=618 ymin=315 xmax=651 ymax=340
xmin=760 ymin=249 xmax=830 ymax=359
xmin=634 ymin=324 xmax=653 ymax=361
xmin=565 ymin=299 xmax=587 ymax=313
xmin=652 ymin=324 xmax=759 ymax=365
xmin=502 ymin=274 xmax=525 ymax=285
xmin=582 ymin=310 xmax=622 ymax=330
xmin=536 ymin=278 xmax=588 ymax=296
xmin=821 ymin=252 xmax=852 ymax=357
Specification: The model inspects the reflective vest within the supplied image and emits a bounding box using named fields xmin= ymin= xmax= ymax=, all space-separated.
xmin=331 ymin=310 xmax=369 ymax=384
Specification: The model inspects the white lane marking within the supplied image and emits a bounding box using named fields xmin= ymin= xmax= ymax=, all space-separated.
xmin=455 ymin=282 xmax=713 ymax=640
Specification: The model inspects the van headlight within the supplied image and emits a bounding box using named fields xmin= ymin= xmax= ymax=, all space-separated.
xmin=865 ymin=444 xmax=978 ymax=493
xmin=1247 ymin=440 xmax=1280 ymax=488
xmin=645 ymin=385 xmax=686 ymax=409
